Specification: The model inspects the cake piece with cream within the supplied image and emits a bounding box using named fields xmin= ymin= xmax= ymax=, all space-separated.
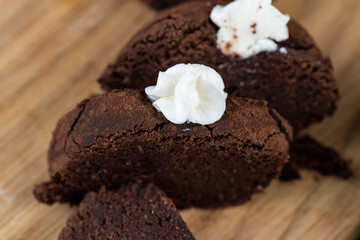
xmin=35 ymin=64 xmax=292 ymax=208
xmin=99 ymin=0 xmax=339 ymax=133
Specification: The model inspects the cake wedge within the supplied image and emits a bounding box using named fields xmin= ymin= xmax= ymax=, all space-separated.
xmin=34 ymin=89 xmax=292 ymax=208
xmin=58 ymin=183 xmax=195 ymax=240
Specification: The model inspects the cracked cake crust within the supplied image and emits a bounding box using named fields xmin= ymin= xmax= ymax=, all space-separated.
xmin=34 ymin=89 xmax=292 ymax=208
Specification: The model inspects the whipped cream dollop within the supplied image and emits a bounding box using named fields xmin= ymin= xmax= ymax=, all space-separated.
xmin=145 ymin=64 xmax=228 ymax=125
xmin=210 ymin=0 xmax=290 ymax=59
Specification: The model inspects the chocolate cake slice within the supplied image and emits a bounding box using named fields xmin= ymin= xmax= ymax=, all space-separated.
xmin=58 ymin=183 xmax=195 ymax=240
xmin=141 ymin=0 xmax=229 ymax=10
xmin=99 ymin=1 xmax=339 ymax=132
xmin=34 ymin=89 xmax=292 ymax=208
xmin=140 ymin=0 xmax=196 ymax=10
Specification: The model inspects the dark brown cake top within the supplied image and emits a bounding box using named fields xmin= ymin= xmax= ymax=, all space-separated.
xmin=141 ymin=0 xmax=230 ymax=10
xmin=49 ymin=89 xmax=292 ymax=176
xmin=73 ymin=90 xmax=291 ymax=146
xmin=58 ymin=183 xmax=195 ymax=240
xmin=107 ymin=1 xmax=322 ymax=81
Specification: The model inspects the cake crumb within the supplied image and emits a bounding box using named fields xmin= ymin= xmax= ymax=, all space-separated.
xmin=225 ymin=42 xmax=232 ymax=52
xmin=250 ymin=23 xmax=257 ymax=34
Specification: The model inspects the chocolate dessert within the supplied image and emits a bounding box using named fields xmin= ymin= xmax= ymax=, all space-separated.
xmin=34 ymin=89 xmax=292 ymax=208
xmin=140 ymin=0 xmax=180 ymax=10
xmin=290 ymin=135 xmax=352 ymax=179
xmin=279 ymin=162 xmax=301 ymax=181
xmin=99 ymin=1 xmax=339 ymax=132
xmin=280 ymin=136 xmax=353 ymax=181
xmin=141 ymin=0 xmax=229 ymax=10
xmin=58 ymin=183 xmax=195 ymax=240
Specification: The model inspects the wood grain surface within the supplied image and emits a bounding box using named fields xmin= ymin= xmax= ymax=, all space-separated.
xmin=0 ymin=0 xmax=359 ymax=239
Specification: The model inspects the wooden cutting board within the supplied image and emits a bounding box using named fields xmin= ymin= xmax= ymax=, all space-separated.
xmin=0 ymin=0 xmax=359 ymax=239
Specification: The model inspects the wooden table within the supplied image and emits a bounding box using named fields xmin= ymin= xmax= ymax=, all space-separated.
xmin=0 ymin=0 xmax=359 ymax=239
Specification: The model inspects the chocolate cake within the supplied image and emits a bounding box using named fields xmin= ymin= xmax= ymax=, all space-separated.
xmin=290 ymin=135 xmax=353 ymax=179
xmin=279 ymin=162 xmax=301 ymax=181
xmin=141 ymin=0 xmax=229 ymax=10
xmin=280 ymin=136 xmax=353 ymax=181
xmin=34 ymin=89 xmax=292 ymax=208
xmin=99 ymin=1 xmax=339 ymax=132
xmin=58 ymin=183 xmax=195 ymax=240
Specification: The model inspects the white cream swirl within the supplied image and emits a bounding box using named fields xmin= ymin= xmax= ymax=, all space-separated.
xmin=210 ymin=0 xmax=290 ymax=59
xmin=145 ymin=64 xmax=228 ymax=125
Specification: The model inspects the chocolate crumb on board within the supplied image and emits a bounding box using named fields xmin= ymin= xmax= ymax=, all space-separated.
xmin=280 ymin=135 xmax=353 ymax=181
xmin=291 ymin=135 xmax=353 ymax=179
xmin=280 ymin=162 xmax=301 ymax=181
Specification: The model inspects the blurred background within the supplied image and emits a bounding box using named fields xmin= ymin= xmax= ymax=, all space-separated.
xmin=0 ymin=0 xmax=359 ymax=239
